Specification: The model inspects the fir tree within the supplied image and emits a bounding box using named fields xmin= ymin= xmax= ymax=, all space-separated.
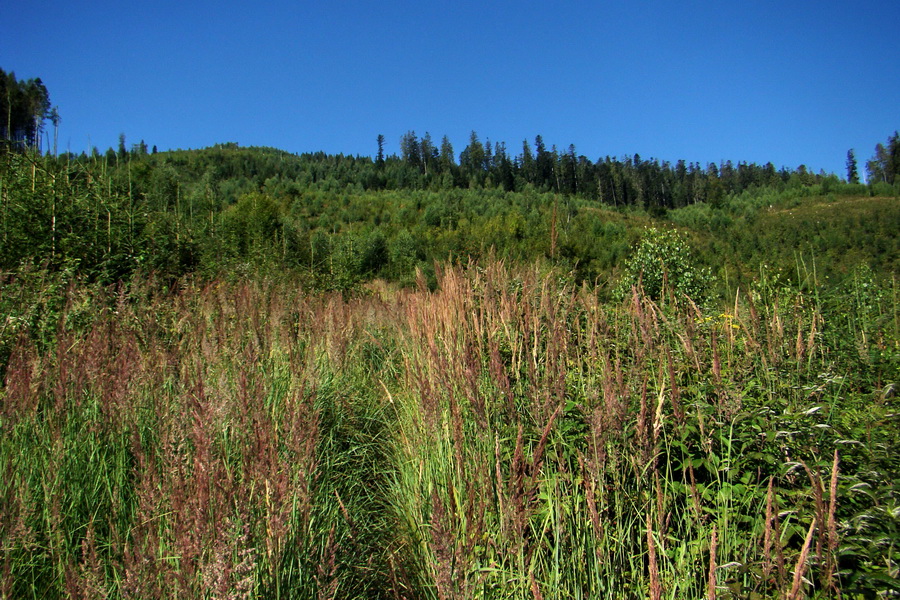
xmin=846 ymin=149 xmax=859 ymax=183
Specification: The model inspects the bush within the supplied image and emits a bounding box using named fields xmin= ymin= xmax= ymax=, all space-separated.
xmin=869 ymin=181 xmax=900 ymax=197
xmin=615 ymin=227 xmax=712 ymax=303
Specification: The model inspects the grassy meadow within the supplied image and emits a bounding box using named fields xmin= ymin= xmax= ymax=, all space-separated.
xmin=1 ymin=259 xmax=897 ymax=598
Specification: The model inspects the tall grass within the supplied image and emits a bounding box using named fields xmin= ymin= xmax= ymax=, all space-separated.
xmin=1 ymin=261 xmax=896 ymax=598
xmin=0 ymin=277 xmax=400 ymax=598
xmin=387 ymin=263 xmax=896 ymax=598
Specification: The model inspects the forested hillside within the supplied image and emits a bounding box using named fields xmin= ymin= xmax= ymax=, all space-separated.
xmin=1 ymin=74 xmax=898 ymax=599
xmin=2 ymin=131 xmax=898 ymax=295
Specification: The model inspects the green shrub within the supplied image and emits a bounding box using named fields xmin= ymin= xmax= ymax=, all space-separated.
xmin=869 ymin=181 xmax=900 ymax=197
xmin=615 ymin=226 xmax=712 ymax=303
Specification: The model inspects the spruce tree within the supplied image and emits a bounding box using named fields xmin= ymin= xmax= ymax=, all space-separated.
xmin=375 ymin=134 xmax=385 ymax=168
xmin=846 ymin=149 xmax=859 ymax=183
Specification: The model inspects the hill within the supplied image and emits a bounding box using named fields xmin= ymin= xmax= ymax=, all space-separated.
xmin=1 ymin=144 xmax=897 ymax=297
xmin=0 ymin=143 xmax=898 ymax=597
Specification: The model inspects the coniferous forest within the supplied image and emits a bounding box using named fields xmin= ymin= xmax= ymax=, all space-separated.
xmin=1 ymin=70 xmax=898 ymax=599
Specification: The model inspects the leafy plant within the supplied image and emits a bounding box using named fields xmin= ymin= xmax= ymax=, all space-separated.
xmin=615 ymin=226 xmax=713 ymax=303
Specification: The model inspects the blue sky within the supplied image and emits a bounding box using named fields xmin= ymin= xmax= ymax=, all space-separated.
xmin=3 ymin=0 xmax=898 ymax=177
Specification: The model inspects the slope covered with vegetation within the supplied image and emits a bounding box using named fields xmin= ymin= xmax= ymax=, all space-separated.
xmin=0 ymin=80 xmax=898 ymax=597
xmin=1 ymin=135 xmax=897 ymax=293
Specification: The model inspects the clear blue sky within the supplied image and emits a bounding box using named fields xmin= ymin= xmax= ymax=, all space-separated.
xmin=3 ymin=0 xmax=898 ymax=177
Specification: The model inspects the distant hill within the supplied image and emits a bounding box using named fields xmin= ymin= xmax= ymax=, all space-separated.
xmin=0 ymin=143 xmax=894 ymax=300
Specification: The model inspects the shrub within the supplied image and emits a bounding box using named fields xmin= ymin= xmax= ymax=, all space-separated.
xmin=615 ymin=226 xmax=712 ymax=303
